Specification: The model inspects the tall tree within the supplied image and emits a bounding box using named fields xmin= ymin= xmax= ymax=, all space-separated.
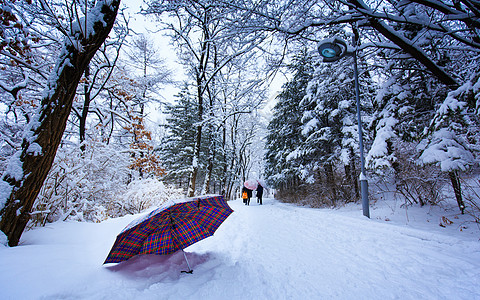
xmin=145 ymin=0 xmax=264 ymax=196
xmin=74 ymin=13 xmax=129 ymax=152
xmin=0 ymin=0 xmax=120 ymax=246
xmin=146 ymin=1 xmax=220 ymax=196
xmin=418 ymin=73 xmax=480 ymax=213
xmin=265 ymin=49 xmax=313 ymax=193
xmin=300 ymin=43 xmax=364 ymax=203
xmin=124 ymin=33 xmax=171 ymax=116
xmin=361 ymin=1 xmax=479 ymax=211
xmin=160 ymin=85 xmax=198 ymax=188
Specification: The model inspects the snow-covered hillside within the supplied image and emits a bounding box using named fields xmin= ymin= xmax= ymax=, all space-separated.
xmin=1 ymin=198 xmax=479 ymax=299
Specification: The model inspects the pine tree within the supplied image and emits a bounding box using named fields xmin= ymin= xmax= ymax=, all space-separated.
xmin=160 ymin=85 xmax=199 ymax=189
xmin=265 ymin=49 xmax=313 ymax=195
xmin=301 ymin=62 xmax=351 ymax=202
xmin=367 ymin=1 xmax=479 ymax=212
xmin=418 ymin=72 xmax=480 ymax=213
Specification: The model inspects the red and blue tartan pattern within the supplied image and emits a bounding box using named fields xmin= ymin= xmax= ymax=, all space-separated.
xmin=104 ymin=195 xmax=233 ymax=264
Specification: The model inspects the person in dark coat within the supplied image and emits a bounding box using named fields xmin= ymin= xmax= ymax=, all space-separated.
xmin=256 ymin=184 xmax=264 ymax=205
xmin=242 ymin=186 xmax=252 ymax=205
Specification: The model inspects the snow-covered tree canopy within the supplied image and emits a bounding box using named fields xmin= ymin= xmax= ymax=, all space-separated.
xmin=260 ymin=1 xmax=479 ymax=211
xmin=218 ymin=0 xmax=479 ymax=89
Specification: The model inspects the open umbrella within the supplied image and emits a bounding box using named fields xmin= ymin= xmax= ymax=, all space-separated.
xmin=244 ymin=179 xmax=258 ymax=190
xmin=256 ymin=179 xmax=266 ymax=188
xmin=104 ymin=195 xmax=233 ymax=273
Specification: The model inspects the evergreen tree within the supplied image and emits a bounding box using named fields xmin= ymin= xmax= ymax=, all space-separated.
xmin=418 ymin=72 xmax=480 ymax=213
xmin=265 ymin=49 xmax=313 ymax=194
xmin=366 ymin=1 xmax=479 ymax=212
xmin=300 ymin=57 xmax=355 ymax=202
xmin=294 ymin=26 xmax=375 ymax=204
xmin=160 ymin=85 xmax=199 ymax=189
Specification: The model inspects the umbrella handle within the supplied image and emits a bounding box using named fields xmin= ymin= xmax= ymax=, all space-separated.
xmin=181 ymin=249 xmax=193 ymax=274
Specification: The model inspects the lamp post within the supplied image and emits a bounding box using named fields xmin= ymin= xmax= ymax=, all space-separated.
xmin=317 ymin=37 xmax=370 ymax=218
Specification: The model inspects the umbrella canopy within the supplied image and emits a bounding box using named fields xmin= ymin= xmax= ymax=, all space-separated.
xmin=244 ymin=179 xmax=258 ymax=190
xmin=104 ymin=195 xmax=233 ymax=264
xmin=256 ymin=179 xmax=266 ymax=188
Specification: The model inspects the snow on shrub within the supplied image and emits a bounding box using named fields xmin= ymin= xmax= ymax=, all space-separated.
xmin=28 ymin=140 xmax=185 ymax=227
xmin=116 ymin=178 xmax=184 ymax=215
xmin=30 ymin=140 xmax=131 ymax=226
xmin=419 ymin=128 xmax=474 ymax=172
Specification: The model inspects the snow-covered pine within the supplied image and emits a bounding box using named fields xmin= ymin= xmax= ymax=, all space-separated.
xmin=159 ymin=86 xmax=198 ymax=189
xmin=298 ymin=37 xmax=369 ymax=204
xmin=366 ymin=77 xmax=403 ymax=173
xmin=265 ymin=49 xmax=312 ymax=193
xmin=417 ymin=72 xmax=480 ymax=213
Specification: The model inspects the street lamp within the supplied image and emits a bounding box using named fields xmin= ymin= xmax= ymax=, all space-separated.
xmin=317 ymin=37 xmax=370 ymax=218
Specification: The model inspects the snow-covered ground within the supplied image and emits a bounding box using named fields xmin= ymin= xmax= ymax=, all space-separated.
xmin=1 ymin=197 xmax=479 ymax=299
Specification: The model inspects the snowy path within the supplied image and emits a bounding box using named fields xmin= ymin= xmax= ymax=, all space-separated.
xmin=1 ymin=198 xmax=479 ymax=299
xmin=206 ymin=199 xmax=480 ymax=299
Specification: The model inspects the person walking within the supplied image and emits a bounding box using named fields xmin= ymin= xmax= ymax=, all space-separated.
xmin=256 ymin=183 xmax=263 ymax=205
xmin=242 ymin=186 xmax=252 ymax=205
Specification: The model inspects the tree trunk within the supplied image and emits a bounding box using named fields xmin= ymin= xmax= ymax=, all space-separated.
xmin=345 ymin=162 xmax=359 ymax=200
xmin=343 ymin=148 xmax=359 ymax=200
xmin=449 ymin=170 xmax=465 ymax=214
xmin=0 ymin=0 xmax=120 ymax=246
xmin=187 ymin=35 xmax=208 ymax=197
xmin=221 ymin=123 xmax=228 ymax=197
xmin=325 ymin=163 xmax=337 ymax=204
xmin=202 ymin=141 xmax=215 ymax=194
xmin=187 ymin=124 xmax=202 ymax=197
xmin=80 ymin=65 xmax=90 ymax=152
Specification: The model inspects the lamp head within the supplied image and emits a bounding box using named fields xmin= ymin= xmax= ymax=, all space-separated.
xmin=317 ymin=38 xmax=350 ymax=62
xmin=319 ymin=43 xmax=339 ymax=58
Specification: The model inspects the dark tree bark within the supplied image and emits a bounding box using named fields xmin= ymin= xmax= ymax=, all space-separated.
xmin=188 ymin=123 xmax=202 ymax=197
xmin=201 ymin=45 xmax=218 ymax=195
xmin=187 ymin=29 xmax=209 ymax=197
xmin=449 ymin=170 xmax=465 ymax=214
xmin=79 ymin=65 xmax=91 ymax=152
xmin=203 ymin=145 xmax=215 ymax=194
xmin=0 ymin=0 xmax=120 ymax=246
xmin=324 ymin=163 xmax=337 ymax=204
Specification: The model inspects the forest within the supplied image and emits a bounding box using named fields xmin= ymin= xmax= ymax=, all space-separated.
xmin=1 ymin=0 xmax=479 ymax=247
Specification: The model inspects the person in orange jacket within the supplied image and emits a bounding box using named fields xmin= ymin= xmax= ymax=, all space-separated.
xmin=242 ymin=186 xmax=252 ymax=205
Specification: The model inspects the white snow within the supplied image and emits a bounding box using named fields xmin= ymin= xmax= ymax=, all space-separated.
xmin=0 ymin=150 xmax=24 ymax=212
xmin=419 ymin=128 xmax=474 ymax=172
xmin=26 ymin=142 xmax=42 ymax=156
xmin=70 ymin=0 xmax=115 ymax=45
xmin=3 ymin=151 xmax=24 ymax=181
xmin=366 ymin=109 xmax=398 ymax=170
xmin=301 ymin=117 xmax=319 ymax=136
xmin=0 ymin=198 xmax=479 ymax=299
xmin=0 ymin=230 xmax=7 ymax=246
xmin=0 ymin=180 xmax=10 ymax=212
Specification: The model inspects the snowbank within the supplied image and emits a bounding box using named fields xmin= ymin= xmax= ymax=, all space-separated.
xmin=0 ymin=198 xmax=479 ymax=299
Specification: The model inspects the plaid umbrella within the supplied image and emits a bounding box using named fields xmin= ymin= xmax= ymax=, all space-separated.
xmin=104 ymin=195 xmax=233 ymax=272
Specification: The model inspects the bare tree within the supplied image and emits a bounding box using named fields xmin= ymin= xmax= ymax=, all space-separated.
xmin=75 ymin=17 xmax=129 ymax=152
xmin=145 ymin=0 xmax=264 ymax=197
